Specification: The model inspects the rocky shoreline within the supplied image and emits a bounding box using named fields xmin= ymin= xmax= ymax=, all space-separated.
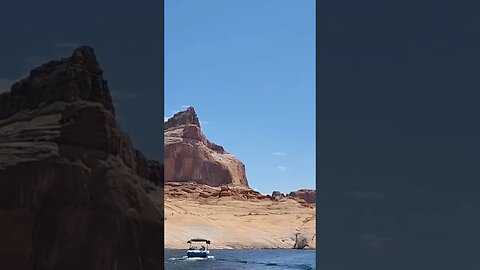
xmin=164 ymin=182 xmax=316 ymax=250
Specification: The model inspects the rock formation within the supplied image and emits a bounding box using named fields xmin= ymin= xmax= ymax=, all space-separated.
xmin=165 ymin=182 xmax=263 ymax=201
xmin=289 ymin=189 xmax=316 ymax=204
xmin=0 ymin=46 xmax=163 ymax=270
xmin=293 ymin=233 xmax=309 ymax=249
xmin=164 ymin=107 xmax=248 ymax=187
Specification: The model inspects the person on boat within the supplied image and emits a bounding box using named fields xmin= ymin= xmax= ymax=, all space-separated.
xmin=200 ymin=245 xmax=205 ymax=251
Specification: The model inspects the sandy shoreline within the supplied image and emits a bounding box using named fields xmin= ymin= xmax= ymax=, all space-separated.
xmin=162 ymin=183 xmax=316 ymax=250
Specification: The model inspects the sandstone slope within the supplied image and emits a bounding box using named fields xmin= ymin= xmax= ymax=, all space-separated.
xmin=164 ymin=107 xmax=248 ymax=186
xmin=164 ymin=182 xmax=316 ymax=249
xmin=0 ymin=46 xmax=163 ymax=270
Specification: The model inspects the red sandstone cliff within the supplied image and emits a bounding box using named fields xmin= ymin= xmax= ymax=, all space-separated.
xmin=164 ymin=107 xmax=249 ymax=187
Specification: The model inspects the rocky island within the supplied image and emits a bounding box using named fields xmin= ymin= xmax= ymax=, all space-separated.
xmin=0 ymin=46 xmax=164 ymax=270
xmin=164 ymin=107 xmax=316 ymax=249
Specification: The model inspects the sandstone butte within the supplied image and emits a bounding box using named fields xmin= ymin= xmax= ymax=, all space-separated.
xmin=0 ymin=46 xmax=164 ymax=270
xmin=164 ymin=107 xmax=316 ymax=250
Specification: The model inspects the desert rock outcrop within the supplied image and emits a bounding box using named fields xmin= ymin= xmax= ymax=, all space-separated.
xmin=164 ymin=107 xmax=248 ymax=187
xmin=289 ymin=189 xmax=316 ymax=204
xmin=293 ymin=233 xmax=309 ymax=249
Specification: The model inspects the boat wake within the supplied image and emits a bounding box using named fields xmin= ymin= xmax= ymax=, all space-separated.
xmin=168 ymin=255 xmax=215 ymax=262
xmin=216 ymin=258 xmax=314 ymax=269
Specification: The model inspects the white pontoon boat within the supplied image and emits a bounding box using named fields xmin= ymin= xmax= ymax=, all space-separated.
xmin=186 ymin=238 xmax=211 ymax=258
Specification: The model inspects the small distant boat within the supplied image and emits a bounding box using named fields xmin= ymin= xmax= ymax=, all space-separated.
xmin=186 ymin=238 xmax=211 ymax=258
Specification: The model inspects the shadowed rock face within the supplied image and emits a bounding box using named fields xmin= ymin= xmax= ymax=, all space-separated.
xmin=164 ymin=107 xmax=249 ymax=187
xmin=0 ymin=46 xmax=163 ymax=270
xmin=0 ymin=46 xmax=115 ymax=120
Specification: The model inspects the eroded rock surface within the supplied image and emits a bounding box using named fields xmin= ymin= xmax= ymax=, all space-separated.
xmin=0 ymin=46 xmax=163 ymax=270
xmin=164 ymin=182 xmax=316 ymax=249
xmin=293 ymin=233 xmax=309 ymax=249
xmin=289 ymin=189 xmax=316 ymax=204
xmin=164 ymin=107 xmax=248 ymax=187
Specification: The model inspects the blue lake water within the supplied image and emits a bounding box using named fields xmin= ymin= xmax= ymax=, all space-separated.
xmin=165 ymin=249 xmax=316 ymax=269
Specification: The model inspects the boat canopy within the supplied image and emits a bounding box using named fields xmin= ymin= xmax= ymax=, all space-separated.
xmin=187 ymin=238 xmax=211 ymax=244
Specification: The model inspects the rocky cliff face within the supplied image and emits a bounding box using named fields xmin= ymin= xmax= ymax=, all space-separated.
xmin=0 ymin=46 xmax=163 ymax=270
xmin=289 ymin=189 xmax=316 ymax=204
xmin=164 ymin=107 xmax=249 ymax=187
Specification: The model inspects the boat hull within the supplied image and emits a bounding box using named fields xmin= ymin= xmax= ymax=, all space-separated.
xmin=186 ymin=250 xmax=210 ymax=258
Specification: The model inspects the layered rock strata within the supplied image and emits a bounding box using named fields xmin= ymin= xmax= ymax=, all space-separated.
xmin=289 ymin=189 xmax=316 ymax=204
xmin=164 ymin=107 xmax=248 ymax=187
xmin=0 ymin=46 xmax=163 ymax=270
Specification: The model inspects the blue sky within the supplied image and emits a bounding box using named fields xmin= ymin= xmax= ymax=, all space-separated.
xmin=165 ymin=0 xmax=316 ymax=194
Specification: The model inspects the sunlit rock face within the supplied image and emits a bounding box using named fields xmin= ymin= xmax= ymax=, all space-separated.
xmin=164 ymin=107 xmax=249 ymax=187
xmin=0 ymin=46 xmax=163 ymax=270
xmin=289 ymin=189 xmax=316 ymax=204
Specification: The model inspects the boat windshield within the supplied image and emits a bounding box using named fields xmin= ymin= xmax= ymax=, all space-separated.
xmin=187 ymin=239 xmax=211 ymax=250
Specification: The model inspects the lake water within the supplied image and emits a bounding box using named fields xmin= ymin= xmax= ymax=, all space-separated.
xmin=165 ymin=249 xmax=316 ymax=269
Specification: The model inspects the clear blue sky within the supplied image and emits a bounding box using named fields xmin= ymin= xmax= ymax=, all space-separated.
xmin=165 ymin=0 xmax=316 ymax=194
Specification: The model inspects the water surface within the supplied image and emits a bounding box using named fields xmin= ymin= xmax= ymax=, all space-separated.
xmin=165 ymin=249 xmax=315 ymax=269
